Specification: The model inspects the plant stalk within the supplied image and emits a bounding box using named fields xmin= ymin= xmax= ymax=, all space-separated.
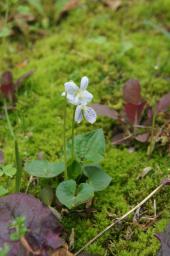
xmin=63 ymin=95 xmax=68 ymax=180
xmin=147 ymin=105 xmax=157 ymax=156
xmin=71 ymin=107 xmax=75 ymax=161
xmin=4 ymin=101 xmax=22 ymax=192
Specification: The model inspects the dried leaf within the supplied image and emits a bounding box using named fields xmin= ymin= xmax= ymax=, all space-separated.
xmin=135 ymin=133 xmax=149 ymax=143
xmin=103 ymin=0 xmax=122 ymax=11
xmin=137 ymin=166 xmax=153 ymax=179
xmin=0 ymin=193 xmax=65 ymax=255
xmin=58 ymin=0 xmax=80 ymax=22
xmin=112 ymin=133 xmax=132 ymax=145
xmin=69 ymin=228 xmax=75 ymax=249
xmin=157 ymin=92 xmax=170 ymax=113
xmin=92 ymin=104 xmax=118 ymax=119
xmin=123 ymin=79 xmax=142 ymax=105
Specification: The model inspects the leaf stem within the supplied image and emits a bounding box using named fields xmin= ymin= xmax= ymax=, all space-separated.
xmin=4 ymin=100 xmax=15 ymax=140
xmin=4 ymin=100 xmax=22 ymax=192
xmin=63 ymin=95 xmax=68 ymax=180
xmin=147 ymin=105 xmax=157 ymax=156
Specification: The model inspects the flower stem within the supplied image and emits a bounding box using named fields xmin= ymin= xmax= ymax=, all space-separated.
xmin=4 ymin=100 xmax=22 ymax=192
xmin=63 ymin=96 xmax=68 ymax=180
xmin=71 ymin=107 xmax=75 ymax=161
xmin=15 ymin=140 xmax=22 ymax=192
xmin=4 ymin=101 xmax=15 ymax=140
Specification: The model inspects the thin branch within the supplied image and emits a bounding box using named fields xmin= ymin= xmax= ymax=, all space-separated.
xmin=112 ymin=134 xmax=132 ymax=145
xmin=75 ymin=183 xmax=164 ymax=255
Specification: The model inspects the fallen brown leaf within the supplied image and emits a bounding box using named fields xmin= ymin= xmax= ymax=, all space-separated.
xmin=103 ymin=0 xmax=122 ymax=11
xmin=58 ymin=0 xmax=80 ymax=22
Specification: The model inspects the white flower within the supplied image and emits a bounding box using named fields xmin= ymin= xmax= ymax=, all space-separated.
xmin=75 ymin=104 xmax=97 ymax=124
xmin=62 ymin=76 xmax=93 ymax=105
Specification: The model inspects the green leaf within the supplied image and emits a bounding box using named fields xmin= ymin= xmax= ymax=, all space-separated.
xmin=56 ymin=180 xmax=94 ymax=209
xmin=0 ymin=186 xmax=8 ymax=197
xmin=0 ymin=26 xmax=11 ymax=38
xmin=25 ymin=160 xmax=64 ymax=178
xmin=0 ymin=244 xmax=9 ymax=256
xmin=84 ymin=165 xmax=112 ymax=192
xmin=2 ymin=165 xmax=16 ymax=178
xmin=67 ymin=129 xmax=105 ymax=163
xmin=67 ymin=160 xmax=82 ymax=179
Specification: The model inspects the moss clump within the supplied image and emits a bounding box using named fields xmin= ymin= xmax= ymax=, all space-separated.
xmin=0 ymin=0 xmax=170 ymax=255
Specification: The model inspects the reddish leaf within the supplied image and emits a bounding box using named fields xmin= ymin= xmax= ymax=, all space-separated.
xmin=124 ymin=102 xmax=146 ymax=125
xmin=0 ymin=71 xmax=15 ymax=101
xmin=157 ymin=92 xmax=170 ymax=113
xmin=0 ymin=70 xmax=33 ymax=103
xmin=123 ymin=79 xmax=142 ymax=104
xmin=0 ymin=193 xmax=65 ymax=255
xmin=135 ymin=133 xmax=149 ymax=143
xmin=92 ymin=104 xmax=118 ymax=119
xmin=161 ymin=178 xmax=170 ymax=185
xmin=156 ymin=224 xmax=170 ymax=256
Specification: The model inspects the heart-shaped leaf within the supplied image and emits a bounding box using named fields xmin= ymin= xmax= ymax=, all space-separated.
xmin=56 ymin=180 xmax=94 ymax=209
xmin=67 ymin=129 xmax=105 ymax=163
xmin=84 ymin=165 xmax=112 ymax=192
xmin=25 ymin=160 xmax=64 ymax=178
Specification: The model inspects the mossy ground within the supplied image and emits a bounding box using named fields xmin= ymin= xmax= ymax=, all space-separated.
xmin=0 ymin=0 xmax=170 ymax=255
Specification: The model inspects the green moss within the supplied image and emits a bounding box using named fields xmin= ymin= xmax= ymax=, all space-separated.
xmin=0 ymin=0 xmax=170 ymax=255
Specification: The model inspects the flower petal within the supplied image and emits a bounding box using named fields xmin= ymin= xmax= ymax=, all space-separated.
xmin=84 ymin=106 xmax=97 ymax=124
xmin=79 ymin=90 xmax=93 ymax=104
xmin=80 ymin=76 xmax=89 ymax=90
xmin=64 ymin=81 xmax=79 ymax=95
xmin=75 ymin=105 xmax=83 ymax=123
xmin=67 ymin=94 xmax=78 ymax=105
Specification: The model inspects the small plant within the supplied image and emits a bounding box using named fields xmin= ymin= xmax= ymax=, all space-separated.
xmin=0 ymin=193 xmax=65 ymax=255
xmin=25 ymin=76 xmax=112 ymax=209
xmin=0 ymin=244 xmax=9 ymax=256
xmin=0 ymin=164 xmax=16 ymax=196
xmin=93 ymin=79 xmax=170 ymax=156
xmin=9 ymin=216 xmax=27 ymax=241
xmin=0 ymin=70 xmax=33 ymax=193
